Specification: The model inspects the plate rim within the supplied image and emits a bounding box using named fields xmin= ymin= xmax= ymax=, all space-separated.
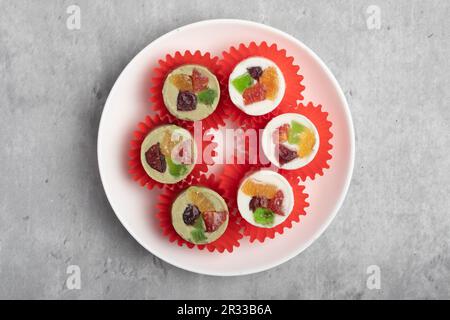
xmin=97 ymin=18 xmax=355 ymax=276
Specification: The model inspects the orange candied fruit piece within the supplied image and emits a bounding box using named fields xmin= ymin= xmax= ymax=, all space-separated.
xmin=160 ymin=130 xmax=182 ymax=157
xmin=241 ymin=178 xmax=278 ymax=198
xmin=188 ymin=189 xmax=215 ymax=212
xmin=297 ymin=128 xmax=316 ymax=158
xmin=259 ymin=67 xmax=279 ymax=100
xmin=170 ymin=74 xmax=193 ymax=91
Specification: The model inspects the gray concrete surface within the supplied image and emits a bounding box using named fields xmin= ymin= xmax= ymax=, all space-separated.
xmin=0 ymin=0 xmax=449 ymax=299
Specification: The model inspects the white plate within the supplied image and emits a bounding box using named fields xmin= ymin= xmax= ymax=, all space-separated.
xmin=97 ymin=19 xmax=355 ymax=276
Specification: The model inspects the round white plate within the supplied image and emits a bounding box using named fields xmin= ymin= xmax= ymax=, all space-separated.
xmin=97 ymin=19 xmax=354 ymax=276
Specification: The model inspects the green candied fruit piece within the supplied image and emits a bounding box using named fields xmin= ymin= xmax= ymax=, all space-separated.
xmin=167 ymin=157 xmax=188 ymax=178
xmin=197 ymin=88 xmax=217 ymax=106
xmin=191 ymin=228 xmax=207 ymax=242
xmin=288 ymin=121 xmax=306 ymax=144
xmin=191 ymin=217 xmax=207 ymax=243
xmin=193 ymin=216 xmax=204 ymax=229
xmin=253 ymin=208 xmax=275 ymax=226
xmin=231 ymin=73 xmax=253 ymax=94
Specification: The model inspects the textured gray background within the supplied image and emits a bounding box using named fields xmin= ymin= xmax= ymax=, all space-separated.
xmin=0 ymin=0 xmax=449 ymax=300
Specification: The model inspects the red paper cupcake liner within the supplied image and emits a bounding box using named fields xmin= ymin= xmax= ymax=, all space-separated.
xmin=275 ymin=102 xmax=333 ymax=181
xmin=219 ymin=41 xmax=305 ymax=129
xmin=150 ymin=50 xmax=229 ymax=130
xmin=128 ymin=114 xmax=217 ymax=190
xmin=220 ymin=163 xmax=309 ymax=243
xmin=156 ymin=174 xmax=243 ymax=252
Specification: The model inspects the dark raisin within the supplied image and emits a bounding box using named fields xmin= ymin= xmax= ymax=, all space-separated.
xmin=277 ymin=144 xmax=298 ymax=165
xmin=182 ymin=204 xmax=200 ymax=225
xmin=249 ymin=196 xmax=269 ymax=212
xmin=247 ymin=66 xmax=263 ymax=80
xmin=145 ymin=142 xmax=166 ymax=173
xmin=177 ymin=91 xmax=197 ymax=111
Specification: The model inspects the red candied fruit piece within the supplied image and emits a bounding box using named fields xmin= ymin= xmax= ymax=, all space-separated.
xmin=273 ymin=124 xmax=290 ymax=143
xmin=243 ymin=83 xmax=266 ymax=105
xmin=202 ymin=211 xmax=227 ymax=232
xmin=268 ymin=190 xmax=285 ymax=216
xmin=192 ymin=68 xmax=209 ymax=93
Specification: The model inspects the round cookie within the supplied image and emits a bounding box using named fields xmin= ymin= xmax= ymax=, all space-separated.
xmin=228 ymin=56 xmax=285 ymax=116
xmin=162 ymin=64 xmax=220 ymax=121
xmin=237 ymin=170 xmax=294 ymax=228
xmin=140 ymin=124 xmax=197 ymax=184
xmin=262 ymin=113 xmax=319 ymax=170
xmin=172 ymin=186 xmax=229 ymax=244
